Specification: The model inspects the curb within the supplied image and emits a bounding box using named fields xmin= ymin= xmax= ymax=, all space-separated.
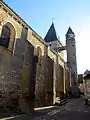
xmin=0 ymin=106 xmax=55 ymax=120
xmin=0 ymin=114 xmax=26 ymax=120
xmin=0 ymin=103 xmax=67 ymax=120
xmin=34 ymin=106 xmax=54 ymax=111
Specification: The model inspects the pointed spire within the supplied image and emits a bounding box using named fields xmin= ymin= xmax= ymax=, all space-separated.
xmin=66 ymin=27 xmax=75 ymax=35
xmin=44 ymin=22 xmax=58 ymax=42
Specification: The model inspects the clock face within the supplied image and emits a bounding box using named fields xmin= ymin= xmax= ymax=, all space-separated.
xmin=69 ymin=34 xmax=74 ymax=38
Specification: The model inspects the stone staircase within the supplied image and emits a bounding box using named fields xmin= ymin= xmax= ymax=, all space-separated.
xmin=55 ymin=97 xmax=68 ymax=106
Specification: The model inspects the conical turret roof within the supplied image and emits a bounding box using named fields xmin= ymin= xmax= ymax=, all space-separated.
xmin=66 ymin=27 xmax=75 ymax=35
xmin=44 ymin=22 xmax=58 ymax=42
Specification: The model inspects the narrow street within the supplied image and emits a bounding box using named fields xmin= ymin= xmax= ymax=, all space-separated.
xmin=7 ymin=97 xmax=90 ymax=120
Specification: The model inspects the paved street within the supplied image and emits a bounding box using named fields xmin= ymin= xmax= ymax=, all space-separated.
xmin=5 ymin=97 xmax=90 ymax=120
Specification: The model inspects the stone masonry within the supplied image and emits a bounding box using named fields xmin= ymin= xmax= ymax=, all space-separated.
xmin=0 ymin=0 xmax=72 ymax=113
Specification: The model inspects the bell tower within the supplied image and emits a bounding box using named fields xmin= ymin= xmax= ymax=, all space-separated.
xmin=44 ymin=22 xmax=59 ymax=49
xmin=66 ymin=27 xmax=77 ymax=81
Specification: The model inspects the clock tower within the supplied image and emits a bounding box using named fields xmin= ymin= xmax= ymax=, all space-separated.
xmin=66 ymin=27 xmax=77 ymax=82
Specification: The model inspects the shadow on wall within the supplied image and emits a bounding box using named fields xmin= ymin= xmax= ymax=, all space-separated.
xmin=45 ymin=56 xmax=54 ymax=106
xmin=56 ymin=65 xmax=64 ymax=98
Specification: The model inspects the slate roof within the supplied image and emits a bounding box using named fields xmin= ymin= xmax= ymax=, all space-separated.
xmin=66 ymin=27 xmax=75 ymax=35
xmin=44 ymin=22 xmax=58 ymax=42
xmin=83 ymin=70 xmax=90 ymax=79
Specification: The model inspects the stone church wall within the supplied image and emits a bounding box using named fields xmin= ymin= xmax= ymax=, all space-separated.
xmin=0 ymin=42 xmax=34 ymax=113
xmin=0 ymin=0 xmax=72 ymax=113
xmin=0 ymin=23 xmax=35 ymax=113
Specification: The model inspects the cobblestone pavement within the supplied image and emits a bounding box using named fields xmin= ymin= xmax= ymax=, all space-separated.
xmin=6 ymin=97 xmax=90 ymax=120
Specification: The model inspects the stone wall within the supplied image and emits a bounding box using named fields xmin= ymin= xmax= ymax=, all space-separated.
xmin=0 ymin=26 xmax=35 ymax=113
xmin=0 ymin=0 xmax=71 ymax=113
xmin=0 ymin=46 xmax=22 ymax=113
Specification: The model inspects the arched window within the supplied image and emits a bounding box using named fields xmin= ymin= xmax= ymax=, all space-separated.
xmin=0 ymin=25 xmax=10 ymax=48
xmin=0 ymin=22 xmax=16 ymax=53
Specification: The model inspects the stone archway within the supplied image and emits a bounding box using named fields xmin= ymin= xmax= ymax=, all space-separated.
xmin=1 ymin=22 xmax=16 ymax=53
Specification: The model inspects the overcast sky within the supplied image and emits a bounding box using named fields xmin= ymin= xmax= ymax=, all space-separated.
xmin=4 ymin=0 xmax=90 ymax=74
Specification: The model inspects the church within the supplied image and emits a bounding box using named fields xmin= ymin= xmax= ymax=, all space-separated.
xmin=0 ymin=0 xmax=78 ymax=113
